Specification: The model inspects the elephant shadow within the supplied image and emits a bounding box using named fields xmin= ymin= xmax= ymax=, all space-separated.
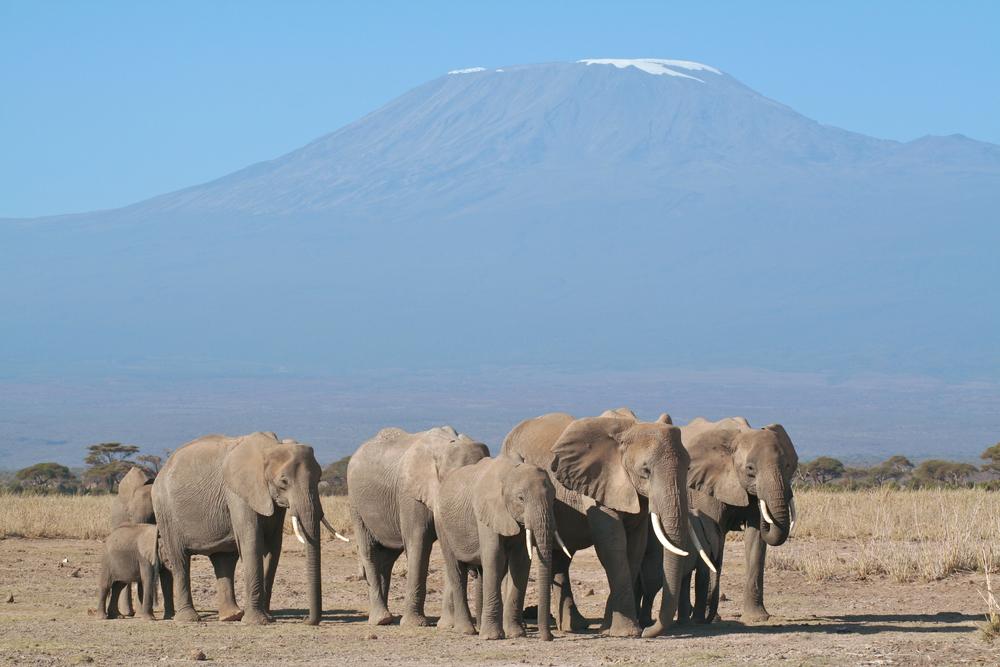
xmin=667 ymin=611 xmax=980 ymax=637
xmin=268 ymin=608 xmax=369 ymax=623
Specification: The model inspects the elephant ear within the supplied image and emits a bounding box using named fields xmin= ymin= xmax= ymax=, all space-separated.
xmin=656 ymin=413 xmax=673 ymax=425
xmin=686 ymin=430 xmax=749 ymax=507
xmin=551 ymin=417 xmax=640 ymax=514
xmin=473 ymin=458 xmax=521 ymax=537
xmin=117 ymin=467 xmax=149 ymax=500
xmin=598 ymin=407 xmax=638 ymax=421
xmin=223 ymin=435 xmax=275 ymax=517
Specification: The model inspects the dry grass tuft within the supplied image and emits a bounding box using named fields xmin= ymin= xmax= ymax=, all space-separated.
xmin=0 ymin=492 xmax=353 ymax=540
xmin=979 ymin=546 xmax=1000 ymax=642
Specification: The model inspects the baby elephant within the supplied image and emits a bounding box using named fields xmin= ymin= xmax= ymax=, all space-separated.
xmin=96 ymin=523 xmax=164 ymax=620
xmin=435 ymin=456 xmax=561 ymax=641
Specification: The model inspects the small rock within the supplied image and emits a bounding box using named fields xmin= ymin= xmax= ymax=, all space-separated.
xmin=74 ymin=656 xmax=94 ymax=664
xmin=59 ymin=558 xmax=68 ymax=568
xmin=70 ymin=568 xmax=83 ymax=578
xmin=719 ymin=593 xmax=728 ymax=602
xmin=585 ymin=588 xmax=595 ymax=596
xmin=5 ymin=593 xmax=13 ymax=603
xmin=365 ymin=632 xmax=378 ymax=640
xmin=189 ymin=649 xmax=207 ymax=661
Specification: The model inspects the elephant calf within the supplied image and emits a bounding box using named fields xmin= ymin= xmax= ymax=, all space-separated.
xmin=109 ymin=466 xmax=156 ymax=618
xmin=96 ymin=523 xmax=167 ymax=620
xmin=435 ymin=456 xmax=557 ymax=640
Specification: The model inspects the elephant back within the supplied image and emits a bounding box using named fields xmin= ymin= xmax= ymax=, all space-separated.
xmin=500 ymin=412 xmax=575 ymax=469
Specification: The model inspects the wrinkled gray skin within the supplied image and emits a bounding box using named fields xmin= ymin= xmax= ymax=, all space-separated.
xmin=152 ymin=432 xmax=323 ymax=625
xmin=97 ymin=523 xmax=164 ymax=620
xmin=636 ymin=417 xmax=799 ymax=624
xmin=347 ymin=426 xmax=489 ymax=626
xmin=501 ymin=409 xmax=690 ymax=638
xmin=435 ymin=456 xmax=555 ymax=641
xmin=110 ymin=467 xmax=156 ymax=617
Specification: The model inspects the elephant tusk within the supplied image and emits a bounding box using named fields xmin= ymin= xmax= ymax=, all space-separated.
xmin=651 ymin=512 xmax=688 ymax=557
xmin=789 ymin=497 xmax=797 ymax=535
xmin=688 ymin=523 xmax=717 ymax=574
xmin=554 ymin=530 xmax=572 ymax=559
xmin=759 ymin=499 xmax=776 ymax=526
xmin=291 ymin=515 xmax=307 ymax=545
xmin=321 ymin=516 xmax=350 ymax=542
xmin=525 ymin=528 xmax=534 ymax=562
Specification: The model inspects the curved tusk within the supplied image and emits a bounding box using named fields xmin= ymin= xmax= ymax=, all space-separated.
xmin=688 ymin=523 xmax=717 ymax=574
xmin=651 ymin=512 xmax=688 ymax=557
xmin=525 ymin=528 xmax=534 ymax=562
xmin=321 ymin=516 xmax=350 ymax=542
xmin=789 ymin=497 xmax=797 ymax=534
xmin=291 ymin=515 xmax=306 ymax=545
xmin=759 ymin=499 xmax=776 ymax=526
xmin=554 ymin=530 xmax=572 ymax=559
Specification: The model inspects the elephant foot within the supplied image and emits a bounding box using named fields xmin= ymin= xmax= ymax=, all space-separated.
xmin=400 ymin=613 xmax=430 ymax=627
xmin=455 ymin=620 xmax=477 ymax=636
xmin=219 ymin=607 xmax=244 ymax=622
xmin=137 ymin=612 xmax=156 ymax=621
xmin=371 ymin=611 xmax=395 ymax=626
xmin=641 ymin=620 xmax=673 ymax=638
xmin=503 ymin=621 xmax=526 ymax=638
xmin=559 ymin=604 xmax=588 ymax=632
xmin=437 ymin=616 xmax=453 ymax=630
xmin=95 ymin=611 xmax=108 ymax=620
xmin=173 ymin=607 xmax=201 ymax=623
xmin=602 ymin=618 xmax=641 ymax=638
xmin=241 ymin=609 xmax=273 ymax=625
xmin=479 ymin=625 xmax=505 ymax=641
xmin=742 ymin=605 xmax=771 ymax=623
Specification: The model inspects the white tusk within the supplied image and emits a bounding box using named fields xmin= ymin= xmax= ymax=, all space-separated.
xmin=759 ymin=499 xmax=776 ymax=526
xmin=525 ymin=528 xmax=533 ymax=562
xmin=789 ymin=497 xmax=797 ymax=534
xmin=651 ymin=513 xmax=688 ymax=557
xmin=321 ymin=516 xmax=350 ymax=542
xmin=291 ymin=515 xmax=306 ymax=545
xmin=554 ymin=531 xmax=572 ymax=559
xmin=688 ymin=524 xmax=717 ymax=574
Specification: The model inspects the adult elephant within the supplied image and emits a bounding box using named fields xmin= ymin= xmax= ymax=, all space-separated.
xmin=347 ymin=425 xmax=489 ymax=626
xmin=637 ymin=417 xmax=799 ymax=624
xmin=501 ymin=409 xmax=695 ymax=638
xmin=152 ymin=431 xmax=327 ymax=625
xmin=109 ymin=466 xmax=156 ymax=617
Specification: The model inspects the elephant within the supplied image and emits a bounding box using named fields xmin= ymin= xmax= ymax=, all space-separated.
xmin=347 ymin=425 xmax=489 ymax=626
xmin=435 ymin=456 xmax=558 ymax=641
xmin=152 ymin=431 xmax=328 ymax=624
xmin=96 ymin=523 xmax=166 ymax=620
xmin=501 ymin=409 xmax=695 ymax=638
xmin=110 ymin=466 xmax=156 ymax=617
xmin=636 ymin=416 xmax=799 ymax=624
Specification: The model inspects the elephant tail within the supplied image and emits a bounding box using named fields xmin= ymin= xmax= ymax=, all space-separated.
xmin=150 ymin=527 xmax=160 ymax=609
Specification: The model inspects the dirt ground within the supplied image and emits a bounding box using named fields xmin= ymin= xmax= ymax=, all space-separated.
xmin=0 ymin=536 xmax=993 ymax=666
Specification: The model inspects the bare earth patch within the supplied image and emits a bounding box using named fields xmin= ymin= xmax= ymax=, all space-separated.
xmin=0 ymin=533 xmax=992 ymax=666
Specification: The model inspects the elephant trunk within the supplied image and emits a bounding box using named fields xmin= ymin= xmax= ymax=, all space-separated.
xmin=527 ymin=502 xmax=554 ymax=641
xmin=643 ymin=470 xmax=689 ymax=638
xmin=293 ymin=494 xmax=322 ymax=625
xmin=756 ymin=472 xmax=791 ymax=547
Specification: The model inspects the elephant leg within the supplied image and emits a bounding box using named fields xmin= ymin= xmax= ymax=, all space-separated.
xmin=677 ymin=571 xmax=692 ymax=625
xmin=169 ymin=550 xmax=199 ymax=622
xmin=352 ymin=510 xmax=398 ymax=625
xmin=440 ymin=541 xmax=475 ymax=635
xmin=138 ymin=564 xmax=156 ymax=620
xmin=693 ymin=561 xmax=709 ymax=623
xmin=260 ymin=514 xmax=283 ymax=614
xmin=636 ymin=530 xmax=662 ymax=627
xmin=230 ymin=512 xmax=271 ymax=625
xmin=551 ymin=548 xmax=586 ymax=631
xmin=588 ymin=506 xmax=641 ymax=638
xmin=478 ymin=531 xmax=508 ymax=640
xmin=159 ymin=566 xmax=175 ymax=620
xmin=438 ymin=573 xmax=455 ymax=629
xmin=742 ymin=525 xmax=770 ymax=622
xmin=471 ymin=567 xmax=483 ymax=628
xmin=503 ymin=547 xmax=529 ymax=638
xmin=210 ymin=552 xmax=243 ymax=621
xmin=400 ymin=508 xmax=434 ymax=626
xmin=107 ymin=582 xmax=126 ymax=619
xmin=706 ymin=545 xmax=725 ymax=622
xmin=96 ymin=565 xmax=111 ymax=619
xmin=116 ymin=583 xmax=134 ymax=617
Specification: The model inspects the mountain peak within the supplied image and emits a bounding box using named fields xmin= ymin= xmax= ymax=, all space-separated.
xmin=577 ymin=58 xmax=723 ymax=81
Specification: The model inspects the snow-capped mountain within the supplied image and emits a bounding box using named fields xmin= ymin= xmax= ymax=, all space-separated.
xmin=2 ymin=59 xmax=998 ymax=380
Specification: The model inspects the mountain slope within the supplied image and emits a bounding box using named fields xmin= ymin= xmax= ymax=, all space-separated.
xmin=2 ymin=59 xmax=998 ymax=380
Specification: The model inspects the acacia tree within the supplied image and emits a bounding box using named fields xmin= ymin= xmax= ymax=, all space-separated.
xmin=14 ymin=462 xmax=77 ymax=493
xmin=82 ymin=442 xmax=140 ymax=492
xmin=798 ymin=457 xmax=845 ymax=486
xmin=914 ymin=460 xmax=977 ymax=487
xmin=981 ymin=443 xmax=1000 ymax=475
xmin=135 ymin=454 xmax=163 ymax=475
xmin=869 ymin=455 xmax=914 ymax=485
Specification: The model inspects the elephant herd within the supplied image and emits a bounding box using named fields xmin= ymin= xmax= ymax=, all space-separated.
xmin=96 ymin=408 xmax=799 ymax=642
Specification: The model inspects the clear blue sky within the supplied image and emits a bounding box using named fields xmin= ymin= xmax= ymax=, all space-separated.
xmin=2 ymin=0 xmax=998 ymax=218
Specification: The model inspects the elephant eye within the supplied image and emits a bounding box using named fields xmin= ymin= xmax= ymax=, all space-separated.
xmin=277 ymin=477 xmax=289 ymax=489
xmin=639 ymin=466 xmax=651 ymax=479
xmin=745 ymin=463 xmax=756 ymax=476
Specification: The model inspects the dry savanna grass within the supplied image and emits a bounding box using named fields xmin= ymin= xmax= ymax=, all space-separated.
xmin=2 ymin=489 xmax=998 ymax=585
xmin=0 ymin=492 xmax=352 ymax=541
